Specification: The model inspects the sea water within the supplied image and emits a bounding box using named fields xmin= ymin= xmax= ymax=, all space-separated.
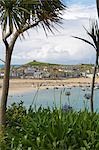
xmin=7 ymin=86 xmax=99 ymax=111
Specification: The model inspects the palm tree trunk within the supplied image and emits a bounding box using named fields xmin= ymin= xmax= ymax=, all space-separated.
xmin=90 ymin=53 xmax=98 ymax=112
xmin=0 ymin=49 xmax=12 ymax=126
xmin=96 ymin=0 xmax=99 ymax=18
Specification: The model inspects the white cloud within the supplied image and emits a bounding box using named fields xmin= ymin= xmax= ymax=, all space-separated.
xmin=63 ymin=4 xmax=97 ymax=20
xmin=0 ymin=3 xmax=97 ymax=64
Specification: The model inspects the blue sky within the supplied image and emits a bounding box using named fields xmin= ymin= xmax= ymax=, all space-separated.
xmin=0 ymin=0 xmax=97 ymax=65
xmin=66 ymin=0 xmax=95 ymax=5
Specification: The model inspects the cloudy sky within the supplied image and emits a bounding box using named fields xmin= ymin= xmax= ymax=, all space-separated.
xmin=0 ymin=0 xmax=97 ymax=65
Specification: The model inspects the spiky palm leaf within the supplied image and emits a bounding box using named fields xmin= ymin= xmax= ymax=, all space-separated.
xmin=0 ymin=0 xmax=65 ymax=33
xmin=96 ymin=0 xmax=99 ymax=18
xmin=73 ymin=20 xmax=99 ymax=112
xmin=72 ymin=21 xmax=99 ymax=55
xmin=72 ymin=36 xmax=97 ymax=50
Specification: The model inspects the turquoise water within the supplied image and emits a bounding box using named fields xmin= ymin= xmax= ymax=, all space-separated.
xmin=7 ymin=86 xmax=99 ymax=111
xmin=0 ymin=64 xmax=20 ymax=68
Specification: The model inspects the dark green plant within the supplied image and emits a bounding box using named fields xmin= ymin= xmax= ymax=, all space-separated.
xmin=0 ymin=102 xmax=99 ymax=149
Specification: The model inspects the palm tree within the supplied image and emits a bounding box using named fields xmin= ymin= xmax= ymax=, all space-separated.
xmin=0 ymin=0 xmax=65 ymax=126
xmin=73 ymin=20 xmax=99 ymax=112
xmin=96 ymin=0 xmax=99 ymax=18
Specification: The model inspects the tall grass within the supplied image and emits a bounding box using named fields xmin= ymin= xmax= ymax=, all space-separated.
xmin=0 ymin=102 xmax=99 ymax=149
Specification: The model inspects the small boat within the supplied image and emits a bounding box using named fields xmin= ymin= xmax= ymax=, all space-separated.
xmin=81 ymin=87 xmax=85 ymax=91
xmin=54 ymin=87 xmax=59 ymax=89
xmin=65 ymin=91 xmax=71 ymax=96
xmin=87 ymin=87 xmax=91 ymax=91
xmin=94 ymin=85 xmax=99 ymax=90
xmin=84 ymin=93 xmax=91 ymax=100
xmin=79 ymin=85 xmax=83 ymax=87
xmin=31 ymin=84 xmax=34 ymax=87
xmin=66 ymin=87 xmax=71 ymax=89
xmin=86 ymin=85 xmax=90 ymax=88
xmin=73 ymin=85 xmax=76 ymax=87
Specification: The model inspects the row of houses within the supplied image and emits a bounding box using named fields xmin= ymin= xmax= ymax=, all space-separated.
xmin=0 ymin=64 xmax=99 ymax=79
xmin=9 ymin=67 xmax=50 ymax=79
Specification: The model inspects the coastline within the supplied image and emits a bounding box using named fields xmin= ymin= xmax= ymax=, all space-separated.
xmin=0 ymin=77 xmax=99 ymax=95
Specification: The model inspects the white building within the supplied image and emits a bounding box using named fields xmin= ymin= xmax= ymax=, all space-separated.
xmin=0 ymin=72 xmax=4 ymax=77
xmin=86 ymin=74 xmax=93 ymax=78
xmin=24 ymin=67 xmax=36 ymax=74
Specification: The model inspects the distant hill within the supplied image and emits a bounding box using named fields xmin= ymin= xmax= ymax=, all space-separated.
xmin=24 ymin=61 xmax=94 ymax=68
xmin=25 ymin=60 xmax=61 ymax=67
xmin=17 ymin=61 xmax=94 ymax=73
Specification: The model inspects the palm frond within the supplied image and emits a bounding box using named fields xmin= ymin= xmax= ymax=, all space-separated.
xmin=0 ymin=0 xmax=66 ymax=35
xmin=96 ymin=0 xmax=99 ymax=18
xmin=73 ymin=20 xmax=99 ymax=54
xmin=72 ymin=36 xmax=97 ymax=50
xmin=83 ymin=26 xmax=96 ymax=46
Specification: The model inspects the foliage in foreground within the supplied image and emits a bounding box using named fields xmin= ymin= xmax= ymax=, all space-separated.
xmin=1 ymin=102 xmax=99 ymax=150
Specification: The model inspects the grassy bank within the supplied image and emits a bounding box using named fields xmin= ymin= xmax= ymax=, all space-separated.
xmin=1 ymin=102 xmax=99 ymax=149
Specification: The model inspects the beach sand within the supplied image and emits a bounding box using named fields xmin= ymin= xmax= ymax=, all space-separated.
xmin=0 ymin=77 xmax=99 ymax=95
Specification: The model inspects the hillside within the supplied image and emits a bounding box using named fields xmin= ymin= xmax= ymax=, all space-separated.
xmin=15 ymin=61 xmax=94 ymax=74
xmin=24 ymin=60 xmax=61 ymax=67
xmin=0 ymin=61 xmax=94 ymax=79
xmin=24 ymin=61 xmax=94 ymax=70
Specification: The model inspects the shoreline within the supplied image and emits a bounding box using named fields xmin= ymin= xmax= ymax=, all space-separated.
xmin=0 ymin=77 xmax=99 ymax=95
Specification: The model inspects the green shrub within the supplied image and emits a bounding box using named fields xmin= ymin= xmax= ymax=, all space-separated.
xmin=1 ymin=102 xmax=99 ymax=149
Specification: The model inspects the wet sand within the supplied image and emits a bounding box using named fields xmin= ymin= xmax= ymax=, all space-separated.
xmin=0 ymin=77 xmax=99 ymax=94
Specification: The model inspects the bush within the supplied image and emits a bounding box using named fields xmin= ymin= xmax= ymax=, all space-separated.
xmin=1 ymin=102 xmax=99 ymax=149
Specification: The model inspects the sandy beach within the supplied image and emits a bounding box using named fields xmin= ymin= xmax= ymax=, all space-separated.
xmin=0 ymin=77 xmax=99 ymax=95
xmin=0 ymin=78 xmax=99 ymax=94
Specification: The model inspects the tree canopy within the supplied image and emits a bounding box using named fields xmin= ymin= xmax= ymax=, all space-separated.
xmin=0 ymin=0 xmax=66 ymax=126
xmin=0 ymin=0 xmax=65 ymax=36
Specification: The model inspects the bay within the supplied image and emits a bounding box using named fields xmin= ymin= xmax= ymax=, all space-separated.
xmin=7 ymin=86 xmax=99 ymax=112
xmin=0 ymin=64 xmax=20 ymax=69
